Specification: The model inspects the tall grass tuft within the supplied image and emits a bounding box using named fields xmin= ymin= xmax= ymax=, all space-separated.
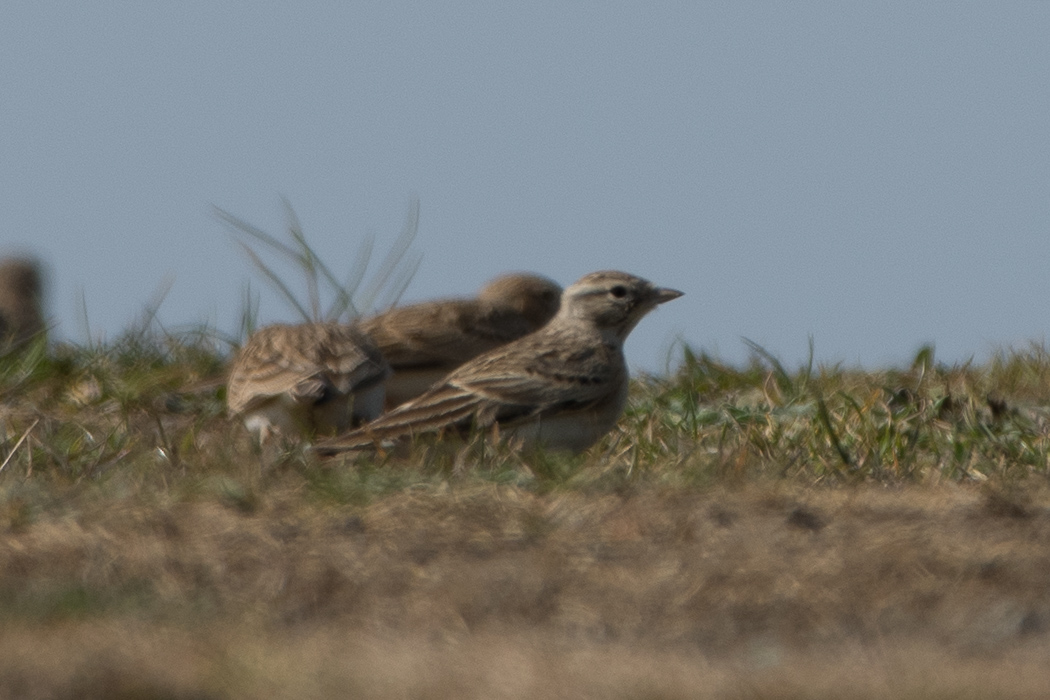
xmin=213 ymin=197 xmax=423 ymax=334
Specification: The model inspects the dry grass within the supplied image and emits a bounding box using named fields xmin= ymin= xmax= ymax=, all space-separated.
xmin=3 ymin=478 xmax=1050 ymax=698
xmin=6 ymin=624 xmax=1050 ymax=700
xmin=3 ymin=333 xmax=1050 ymax=697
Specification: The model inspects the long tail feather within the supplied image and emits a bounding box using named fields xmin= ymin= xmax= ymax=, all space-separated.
xmin=314 ymin=387 xmax=482 ymax=453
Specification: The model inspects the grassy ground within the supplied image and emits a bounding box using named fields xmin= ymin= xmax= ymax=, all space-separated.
xmin=3 ymin=332 xmax=1050 ymax=698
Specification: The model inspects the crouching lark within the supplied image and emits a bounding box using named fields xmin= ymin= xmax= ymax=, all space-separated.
xmin=227 ymin=322 xmax=390 ymax=442
xmin=357 ymin=272 xmax=562 ymax=407
xmin=315 ymin=271 xmax=682 ymax=455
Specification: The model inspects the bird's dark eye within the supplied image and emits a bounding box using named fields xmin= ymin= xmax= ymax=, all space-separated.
xmin=610 ymin=285 xmax=627 ymax=298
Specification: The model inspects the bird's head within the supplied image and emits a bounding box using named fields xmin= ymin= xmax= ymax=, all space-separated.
xmin=0 ymin=258 xmax=43 ymax=298
xmin=478 ymin=273 xmax=563 ymax=328
xmin=557 ymin=270 xmax=683 ymax=341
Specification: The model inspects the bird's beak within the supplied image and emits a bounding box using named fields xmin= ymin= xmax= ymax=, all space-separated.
xmin=653 ymin=287 xmax=684 ymax=304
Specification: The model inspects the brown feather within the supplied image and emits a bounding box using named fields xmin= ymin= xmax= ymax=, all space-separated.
xmin=315 ymin=271 xmax=682 ymax=455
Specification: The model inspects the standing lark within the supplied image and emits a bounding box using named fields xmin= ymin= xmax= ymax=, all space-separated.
xmin=315 ymin=271 xmax=682 ymax=455
xmin=227 ymin=322 xmax=390 ymax=442
xmin=0 ymin=257 xmax=45 ymax=350
xmin=357 ymin=273 xmax=562 ymax=407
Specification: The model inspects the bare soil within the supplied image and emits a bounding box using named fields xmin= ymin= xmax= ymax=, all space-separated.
xmin=2 ymin=480 xmax=1050 ymax=698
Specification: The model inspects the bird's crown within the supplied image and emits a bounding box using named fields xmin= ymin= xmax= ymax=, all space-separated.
xmin=557 ymin=270 xmax=682 ymax=336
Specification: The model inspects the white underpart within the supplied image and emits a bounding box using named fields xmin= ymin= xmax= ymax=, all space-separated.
xmin=242 ymin=380 xmax=386 ymax=442
xmin=504 ymin=377 xmax=630 ymax=453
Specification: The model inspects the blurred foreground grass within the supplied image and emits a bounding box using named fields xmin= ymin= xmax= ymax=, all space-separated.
xmin=3 ymin=332 xmax=1050 ymax=698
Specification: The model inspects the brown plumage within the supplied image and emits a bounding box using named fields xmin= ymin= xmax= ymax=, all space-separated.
xmin=0 ymin=257 xmax=45 ymax=349
xmin=315 ymin=271 xmax=682 ymax=455
xmin=227 ymin=322 xmax=390 ymax=442
xmin=357 ymin=272 xmax=562 ymax=407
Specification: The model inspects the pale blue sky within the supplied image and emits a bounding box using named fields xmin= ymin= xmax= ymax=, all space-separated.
xmin=3 ymin=4 xmax=1050 ymax=371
